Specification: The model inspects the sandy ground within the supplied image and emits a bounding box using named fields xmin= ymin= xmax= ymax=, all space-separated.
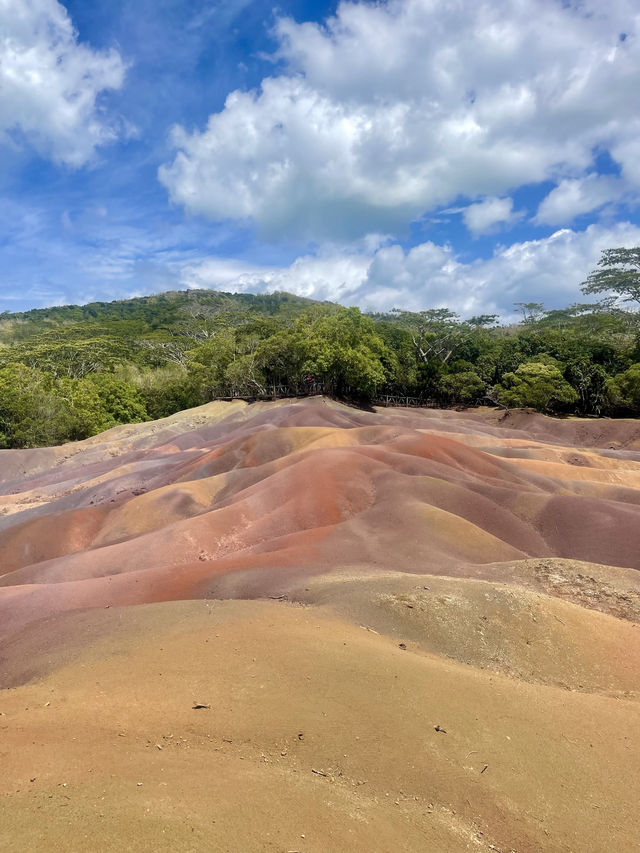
xmin=1 ymin=398 xmax=640 ymax=851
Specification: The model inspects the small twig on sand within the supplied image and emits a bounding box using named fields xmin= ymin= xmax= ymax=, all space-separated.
xmin=481 ymin=764 xmax=488 ymax=774
xmin=465 ymin=750 xmax=478 ymax=758
xmin=312 ymin=769 xmax=328 ymax=777
xmin=192 ymin=702 xmax=211 ymax=710
xmin=553 ymin=615 xmax=565 ymax=625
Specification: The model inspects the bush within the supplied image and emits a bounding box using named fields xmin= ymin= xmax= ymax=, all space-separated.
xmin=87 ymin=374 xmax=148 ymax=425
xmin=0 ymin=365 xmax=77 ymax=447
xmin=440 ymin=371 xmax=485 ymax=404
xmin=493 ymin=360 xmax=578 ymax=412
xmin=134 ymin=367 xmax=202 ymax=419
xmin=606 ymin=364 xmax=640 ymax=413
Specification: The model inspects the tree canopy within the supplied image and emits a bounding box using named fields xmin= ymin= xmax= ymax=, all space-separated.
xmin=581 ymin=248 xmax=640 ymax=305
xmin=1 ymin=272 xmax=640 ymax=448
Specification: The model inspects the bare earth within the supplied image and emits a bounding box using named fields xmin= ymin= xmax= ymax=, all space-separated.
xmin=1 ymin=398 xmax=639 ymax=852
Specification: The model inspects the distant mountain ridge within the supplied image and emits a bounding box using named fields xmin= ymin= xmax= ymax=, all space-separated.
xmin=0 ymin=289 xmax=323 ymax=342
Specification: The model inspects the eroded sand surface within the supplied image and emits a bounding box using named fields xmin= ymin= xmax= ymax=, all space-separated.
xmin=1 ymin=399 xmax=639 ymax=852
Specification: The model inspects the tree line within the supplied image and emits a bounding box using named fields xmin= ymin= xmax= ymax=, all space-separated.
xmin=1 ymin=248 xmax=639 ymax=448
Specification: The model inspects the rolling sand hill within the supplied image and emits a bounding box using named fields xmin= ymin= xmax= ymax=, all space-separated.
xmin=1 ymin=398 xmax=639 ymax=852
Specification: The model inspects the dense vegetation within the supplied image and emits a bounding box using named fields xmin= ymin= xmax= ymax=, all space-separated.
xmin=1 ymin=249 xmax=640 ymax=448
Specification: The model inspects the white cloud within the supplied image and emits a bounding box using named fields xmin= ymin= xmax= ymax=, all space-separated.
xmin=534 ymin=174 xmax=630 ymax=225
xmin=178 ymin=222 xmax=640 ymax=318
xmin=359 ymin=222 xmax=640 ymax=316
xmin=0 ymin=0 xmax=126 ymax=166
xmin=180 ymin=251 xmax=372 ymax=304
xmin=159 ymin=0 xmax=640 ymax=239
xmin=462 ymin=196 xmax=523 ymax=237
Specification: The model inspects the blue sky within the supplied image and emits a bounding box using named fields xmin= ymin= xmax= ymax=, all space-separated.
xmin=1 ymin=0 xmax=640 ymax=318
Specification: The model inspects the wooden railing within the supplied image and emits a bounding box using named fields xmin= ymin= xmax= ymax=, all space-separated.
xmin=375 ymin=394 xmax=438 ymax=408
xmin=208 ymin=386 xmax=439 ymax=408
xmin=208 ymin=383 xmax=327 ymax=401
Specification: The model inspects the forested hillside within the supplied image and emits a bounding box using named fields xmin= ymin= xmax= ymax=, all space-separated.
xmin=1 ymin=282 xmax=640 ymax=449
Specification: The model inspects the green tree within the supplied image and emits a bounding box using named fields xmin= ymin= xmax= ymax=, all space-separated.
xmin=87 ymin=374 xmax=148 ymax=426
xmin=298 ymin=307 xmax=393 ymax=398
xmin=581 ymin=248 xmax=640 ymax=305
xmin=606 ymin=364 xmax=640 ymax=413
xmin=56 ymin=377 xmax=112 ymax=438
xmin=224 ymin=353 xmax=267 ymax=396
xmin=186 ymin=329 xmax=239 ymax=396
xmin=493 ymin=359 xmax=578 ymax=412
xmin=467 ymin=314 xmax=499 ymax=327
xmin=0 ymin=364 xmax=73 ymax=447
xmin=254 ymin=329 xmax=308 ymax=389
xmin=564 ymin=360 xmax=610 ymax=416
xmin=375 ymin=322 xmax=420 ymax=392
xmin=440 ymin=371 xmax=486 ymax=405
xmin=390 ymin=308 xmax=465 ymax=365
xmin=514 ymin=302 xmax=546 ymax=324
xmin=127 ymin=365 xmax=201 ymax=420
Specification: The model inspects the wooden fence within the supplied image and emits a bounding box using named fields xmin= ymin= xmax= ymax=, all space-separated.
xmin=375 ymin=394 xmax=438 ymax=408
xmin=209 ymin=383 xmax=326 ymax=402
xmin=209 ymin=386 xmax=438 ymax=408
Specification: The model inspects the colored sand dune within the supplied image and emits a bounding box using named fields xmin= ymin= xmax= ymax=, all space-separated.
xmin=1 ymin=398 xmax=639 ymax=852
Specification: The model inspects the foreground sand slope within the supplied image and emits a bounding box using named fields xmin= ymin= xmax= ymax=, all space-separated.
xmin=1 ymin=399 xmax=640 ymax=851
xmin=1 ymin=599 xmax=639 ymax=853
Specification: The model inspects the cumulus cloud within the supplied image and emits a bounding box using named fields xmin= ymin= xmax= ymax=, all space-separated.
xmin=180 ymin=222 xmax=640 ymax=317
xmin=462 ymin=196 xmax=524 ymax=237
xmin=180 ymin=251 xmax=372 ymax=304
xmin=534 ymin=174 xmax=630 ymax=225
xmin=0 ymin=0 xmax=126 ymax=166
xmin=159 ymin=0 xmax=640 ymax=240
xmin=360 ymin=222 xmax=640 ymax=316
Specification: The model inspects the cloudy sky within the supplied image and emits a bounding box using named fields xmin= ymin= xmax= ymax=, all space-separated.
xmin=1 ymin=0 xmax=640 ymax=317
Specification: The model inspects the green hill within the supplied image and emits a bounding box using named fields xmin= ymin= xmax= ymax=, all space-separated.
xmin=0 ymin=288 xmax=639 ymax=448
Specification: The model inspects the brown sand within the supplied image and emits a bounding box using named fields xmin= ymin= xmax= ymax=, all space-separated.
xmin=1 ymin=398 xmax=639 ymax=851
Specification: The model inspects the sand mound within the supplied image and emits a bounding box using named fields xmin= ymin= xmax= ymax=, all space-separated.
xmin=1 ymin=399 xmax=639 ymax=851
